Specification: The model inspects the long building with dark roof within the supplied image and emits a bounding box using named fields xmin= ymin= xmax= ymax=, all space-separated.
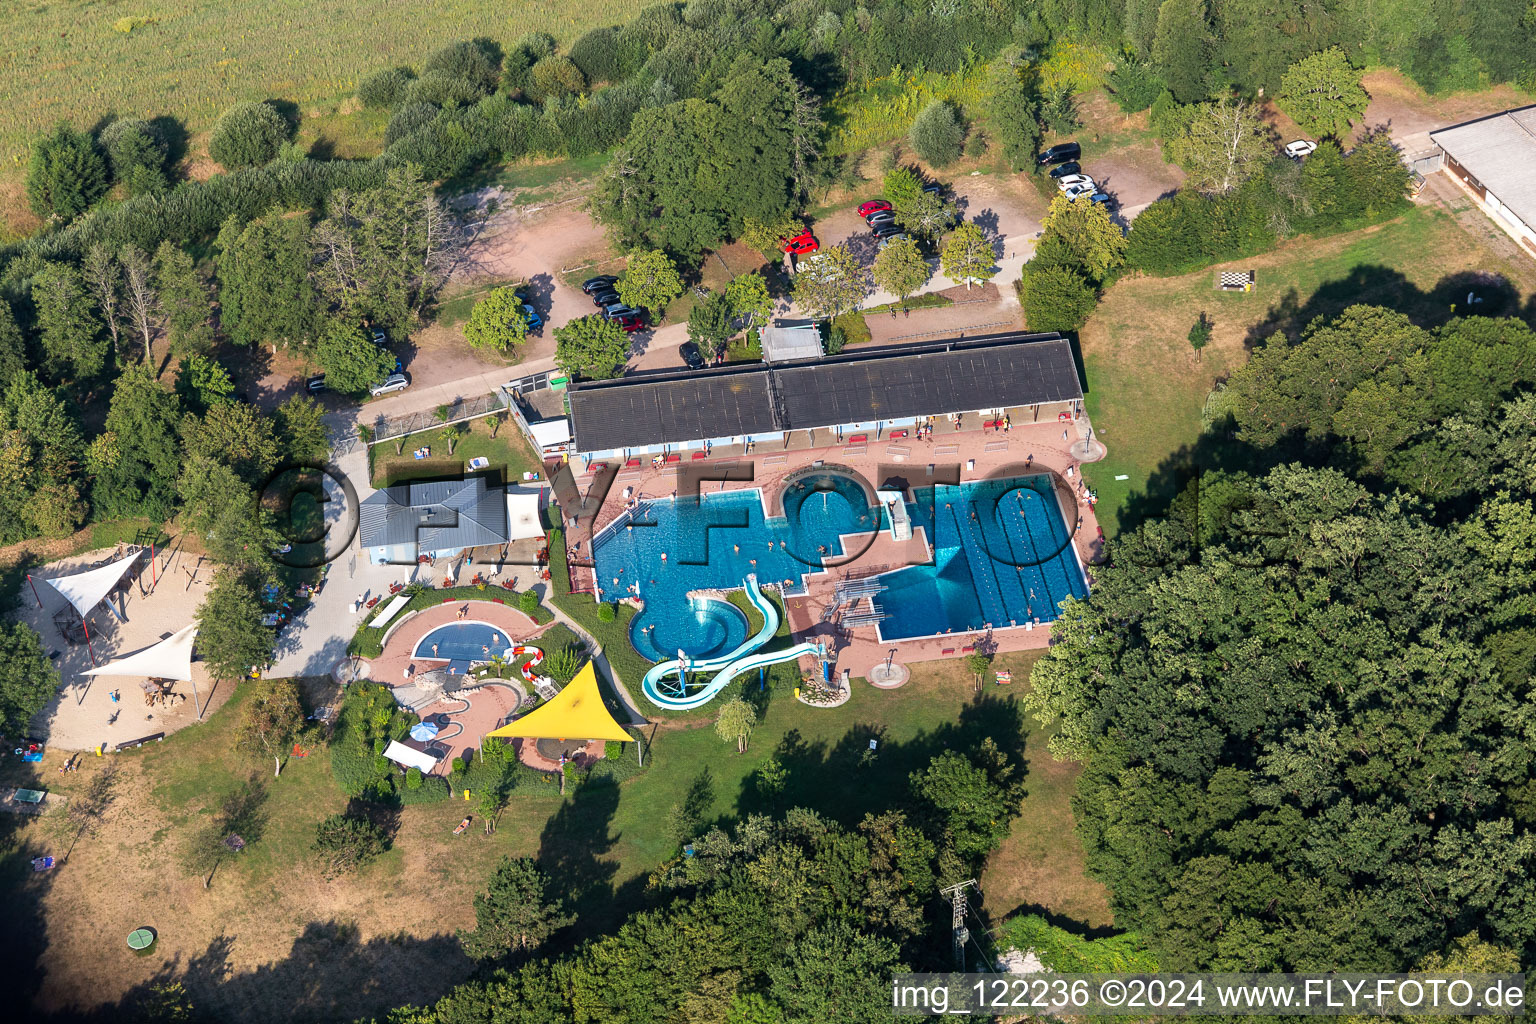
xmin=566 ymin=331 xmax=1083 ymax=462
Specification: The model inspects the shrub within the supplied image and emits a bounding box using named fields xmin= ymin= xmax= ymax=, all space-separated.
xmin=503 ymin=32 xmax=557 ymax=94
xmin=451 ymin=756 xmax=465 ymax=775
xmin=209 ymin=102 xmax=292 ymax=169
xmin=401 ymin=70 xmax=486 ymax=109
xmin=1107 ymin=61 xmax=1163 ymax=113
xmin=528 ymin=56 xmax=585 ymax=101
xmin=26 ymin=122 xmax=108 ymax=219
xmin=908 ymin=100 xmax=964 ymax=166
xmin=399 ymin=775 xmax=450 ymax=805
xmin=1020 ymin=263 xmax=1097 ymax=333
xmin=604 ymin=740 xmax=623 ymax=760
xmin=313 ymin=812 xmax=386 ymax=876
xmin=386 ymin=102 xmax=440 ymax=146
xmin=519 ymin=590 xmax=540 ymax=616
xmin=569 ymin=26 xmax=624 ymax=83
xmin=99 ymin=118 xmax=168 ymax=195
xmin=358 ymin=67 xmax=416 ymax=109
xmin=423 ymin=38 xmax=502 ymax=97
xmin=406 ymin=766 xmax=423 ymax=790
xmin=596 ymin=602 xmax=616 ymax=623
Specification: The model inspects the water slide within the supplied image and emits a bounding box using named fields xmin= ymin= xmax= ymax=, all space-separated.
xmin=642 ymin=575 xmax=824 ymax=710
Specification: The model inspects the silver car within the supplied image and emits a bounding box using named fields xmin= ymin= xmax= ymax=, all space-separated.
xmin=370 ymin=373 xmax=410 ymax=397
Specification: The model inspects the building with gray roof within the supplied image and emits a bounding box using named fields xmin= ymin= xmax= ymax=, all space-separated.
xmin=1431 ymin=106 xmax=1536 ymax=257
xmin=359 ymin=476 xmax=509 ymax=565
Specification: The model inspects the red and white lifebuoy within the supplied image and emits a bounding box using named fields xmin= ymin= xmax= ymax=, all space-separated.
xmin=511 ymin=645 xmax=543 ymax=683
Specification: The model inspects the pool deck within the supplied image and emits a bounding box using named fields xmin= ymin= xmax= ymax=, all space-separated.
xmin=566 ymin=416 xmax=1104 ymax=680
xmin=374 ymin=599 xmax=560 ymax=772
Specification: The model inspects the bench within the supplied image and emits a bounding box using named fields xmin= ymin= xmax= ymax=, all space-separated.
xmin=625 ymin=458 xmax=642 ymax=468
xmin=691 ymin=452 xmax=707 ymax=460
xmin=848 ymin=434 xmax=867 ymax=444
xmin=889 ymin=430 xmax=908 ymax=439
xmin=665 ymin=454 xmax=682 ymax=463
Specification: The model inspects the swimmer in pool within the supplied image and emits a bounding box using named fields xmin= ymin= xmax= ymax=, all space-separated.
xmin=431 ymin=644 xmax=439 ymax=656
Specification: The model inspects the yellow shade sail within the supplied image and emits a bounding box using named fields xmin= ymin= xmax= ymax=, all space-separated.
xmin=485 ymin=662 xmax=633 ymax=742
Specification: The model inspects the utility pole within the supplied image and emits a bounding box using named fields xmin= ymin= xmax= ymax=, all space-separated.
xmin=941 ymin=879 xmax=978 ymax=971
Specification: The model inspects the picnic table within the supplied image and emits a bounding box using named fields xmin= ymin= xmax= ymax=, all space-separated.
xmin=15 ymin=788 xmax=45 ymax=804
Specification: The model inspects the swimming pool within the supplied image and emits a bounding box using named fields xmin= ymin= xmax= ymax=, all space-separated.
xmin=415 ymin=622 xmax=514 ymax=673
xmin=629 ymin=595 xmax=749 ymax=661
xmin=591 ymin=473 xmax=1088 ymax=646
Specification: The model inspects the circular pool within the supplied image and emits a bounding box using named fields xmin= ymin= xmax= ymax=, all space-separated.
xmin=631 ymin=596 xmax=750 ymax=662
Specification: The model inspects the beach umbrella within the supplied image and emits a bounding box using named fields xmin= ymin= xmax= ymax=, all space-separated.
xmin=410 ymin=721 xmax=440 ymax=741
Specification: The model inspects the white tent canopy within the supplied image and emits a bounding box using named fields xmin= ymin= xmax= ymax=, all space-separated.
xmin=506 ymin=486 xmax=545 ymax=541
xmin=383 ymin=740 xmax=438 ymax=773
xmin=528 ymin=419 xmax=571 ymax=450
xmin=82 ymin=624 xmax=198 ymax=681
xmin=43 ymin=551 xmax=141 ymax=619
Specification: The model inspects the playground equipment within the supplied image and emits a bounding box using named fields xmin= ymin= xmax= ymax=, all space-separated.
xmin=642 ymin=575 xmax=826 ymax=710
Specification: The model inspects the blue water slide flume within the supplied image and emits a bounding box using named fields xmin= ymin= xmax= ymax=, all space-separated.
xmin=641 ymin=575 xmax=823 ymax=710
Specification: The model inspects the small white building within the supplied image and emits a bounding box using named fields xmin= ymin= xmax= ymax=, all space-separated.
xmin=1431 ymin=106 xmax=1536 ymax=258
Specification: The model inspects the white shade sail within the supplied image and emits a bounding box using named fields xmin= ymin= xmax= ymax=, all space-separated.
xmin=383 ymin=740 xmax=439 ymax=773
xmin=82 ymin=624 xmax=198 ymax=682
xmin=506 ymin=486 xmax=545 ymax=541
xmin=369 ymin=594 xmax=410 ymax=628
xmin=43 ymin=552 xmax=141 ymax=618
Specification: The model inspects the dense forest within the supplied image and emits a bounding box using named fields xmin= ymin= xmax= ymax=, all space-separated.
xmin=1028 ymin=307 xmax=1536 ymax=971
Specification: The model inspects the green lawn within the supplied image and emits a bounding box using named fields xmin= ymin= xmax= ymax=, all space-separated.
xmin=370 ymin=416 xmax=543 ymax=488
xmin=1080 ymin=203 xmax=1536 ymax=538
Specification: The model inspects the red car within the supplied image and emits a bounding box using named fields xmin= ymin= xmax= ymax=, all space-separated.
xmin=782 ymin=230 xmax=818 ymax=255
xmin=617 ymin=314 xmax=645 ymax=333
xmin=857 ymin=200 xmax=892 ymax=218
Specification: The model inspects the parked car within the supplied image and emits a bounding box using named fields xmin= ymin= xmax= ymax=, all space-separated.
xmin=1056 ymin=173 xmax=1094 ymax=192
xmin=592 ymin=288 xmax=620 ymax=308
xmin=922 ymin=181 xmax=944 ymax=195
xmin=306 ymin=375 xmax=326 ymax=393
xmin=1284 ymin=139 xmax=1317 ymax=159
xmin=1089 ymin=191 xmax=1115 ymax=208
xmin=581 ymin=275 xmax=618 ymax=294
xmin=521 ymin=304 xmax=544 ymax=331
xmin=1038 ymin=142 xmax=1081 ymax=166
xmin=873 ymin=221 xmax=905 ymax=239
xmin=878 ymin=232 xmax=910 ymax=248
xmin=617 ymin=314 xmax=645 ymax=333
xmin=370 ymin=373 xmax=409 ymax=397
xmin=369 ymin=328 xmax=387 ymax=345
xmin=782 ymin=230 xmax=819 ymax=255
xmin=603 ymin=303 xmax=642 ymax=321
xmin=1062 ymin=182 xmax=1097 ymax=201
xmin=1048 ymin=161 xmax=1082 ymax=179
xmin=679 ymin=342 xmax=706 ymax=369
xmin=866 ymin=210 xmax=897 ymax=227
xmin=857 ymin=199 xmax=892 ymax=217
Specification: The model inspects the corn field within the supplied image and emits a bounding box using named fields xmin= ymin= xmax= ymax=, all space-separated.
xmin=0 ymin=0 xmax=643 ymax=171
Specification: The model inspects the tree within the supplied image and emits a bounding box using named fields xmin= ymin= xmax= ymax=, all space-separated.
xmin=32 ymin=261 xmax=108 ymax=380
xmin=196 ymin=571 xmax=273 ymax=680
xmin=237 ymin=679 xmax=304 ymax=777
xmin=725 ymin=271 xmax=773 ymax=331
xmin=529 ymin=56 xmax=585 ymax=100
xmin=358 ymin=66 xmax=415 ymax=108
xmin=463 ymin=287 xmax=532 ymax=354
xmin=1034 ymin=195 xmax=1128 ymax=283
xmin=964 ymin=651 xmax=992 ymax=687
xmin=0 ymin=622 xmax=61 ymax=738
xmin=714 ymin=697 xmax=757 ymax=753
xmin=275 ymin=394 xmax=329 ymax=463
xmin=939 ymin=223 xmax=997 ymax=290
xmin=740 ymin=215 xmax=804 ymax=259
xmin=26 ymin=121 xmax=108 ymax=220
xmin=908 ymin=101 xmax=964 ymax=167
xmin=502 ymin=31 xmax=556 ymax=94
xmin=99 ymin=117 xmax=168 ymax=195
xmin=460 ymin=856 xmax=574 ymax=962
xmin=208 ymin=101 xmax=292 ymax=169
xmin=555 ymin=315 xmax=630 ymax=380
xmin=1278 ymin=47 xmax=1368 ymax=138
xmin=1020 ymin=263 xmax=1097 ymax=333
xmin=687 ymin=292 xmax=735 ymax=361
xmin=910 ymin=739 xmax=1024 ymax=860
xmin=754 ymin=755 xmax=787 ymax=805
xmin=768 ymin=921 xmax=904 ymax=1022
xmin=25 ymin=481 xmax=86 ymax=537
xmin=1169 ymin=98 xmax=1275 ymax=194
xmin=882 ymin=166 xmax=924 ymax=212
xmin=154 ymin=241 xmax=214 ymax=356
xmin=1041 ymin=87 xmax=1082 ymax=135
xmin=1152 ymin=0 xmax=1213 ymax=103
xmin=985 ymin=52 xmax=1042 ymax=171
xmin=424 ymin=38 xmax=503 ymax=96
xmin=1187 ymin=311 xmax=1212 ymax=361
xmin=313 ymin=812 xmax=387 ymax=877
xmin=96 ymin=364 xmax=182 ymax=520
xmin=216 ymin=214 xmax=317 ymax=349
xmin=442 ymin=424 xmax=465 ymax=455
xmin=186 ymin=401 xmax=281 ymax=483
xmin=175 ymin=354 xmax=235 ymax=415
xmin=618 ymin=250 xmax=684 ymax=321
xmin=315 ymin=318 xmax=395 ymax=397
xmin=791 ymin=244 xmax=868 ymax=319
xmin=0 ymin=301 xmax=26 ymax=389
xmin=120 ymin=244 xmax=159 ymax=364
xmin=82 ymin=244 xmax=123 ymax=365
xmin=871 ymin=236 xmax=930 ymax=305
xmin=895 ymin=190 xmax=958 ymax=241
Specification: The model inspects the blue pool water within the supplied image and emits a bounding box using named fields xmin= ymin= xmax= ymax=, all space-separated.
xmin=630 ymin=595 xmax=749 ymax=661
xmin=592 ymin=473 xmax=1088 ymax=646
xmin=414 ymin=622 xmax=513 ymax=673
